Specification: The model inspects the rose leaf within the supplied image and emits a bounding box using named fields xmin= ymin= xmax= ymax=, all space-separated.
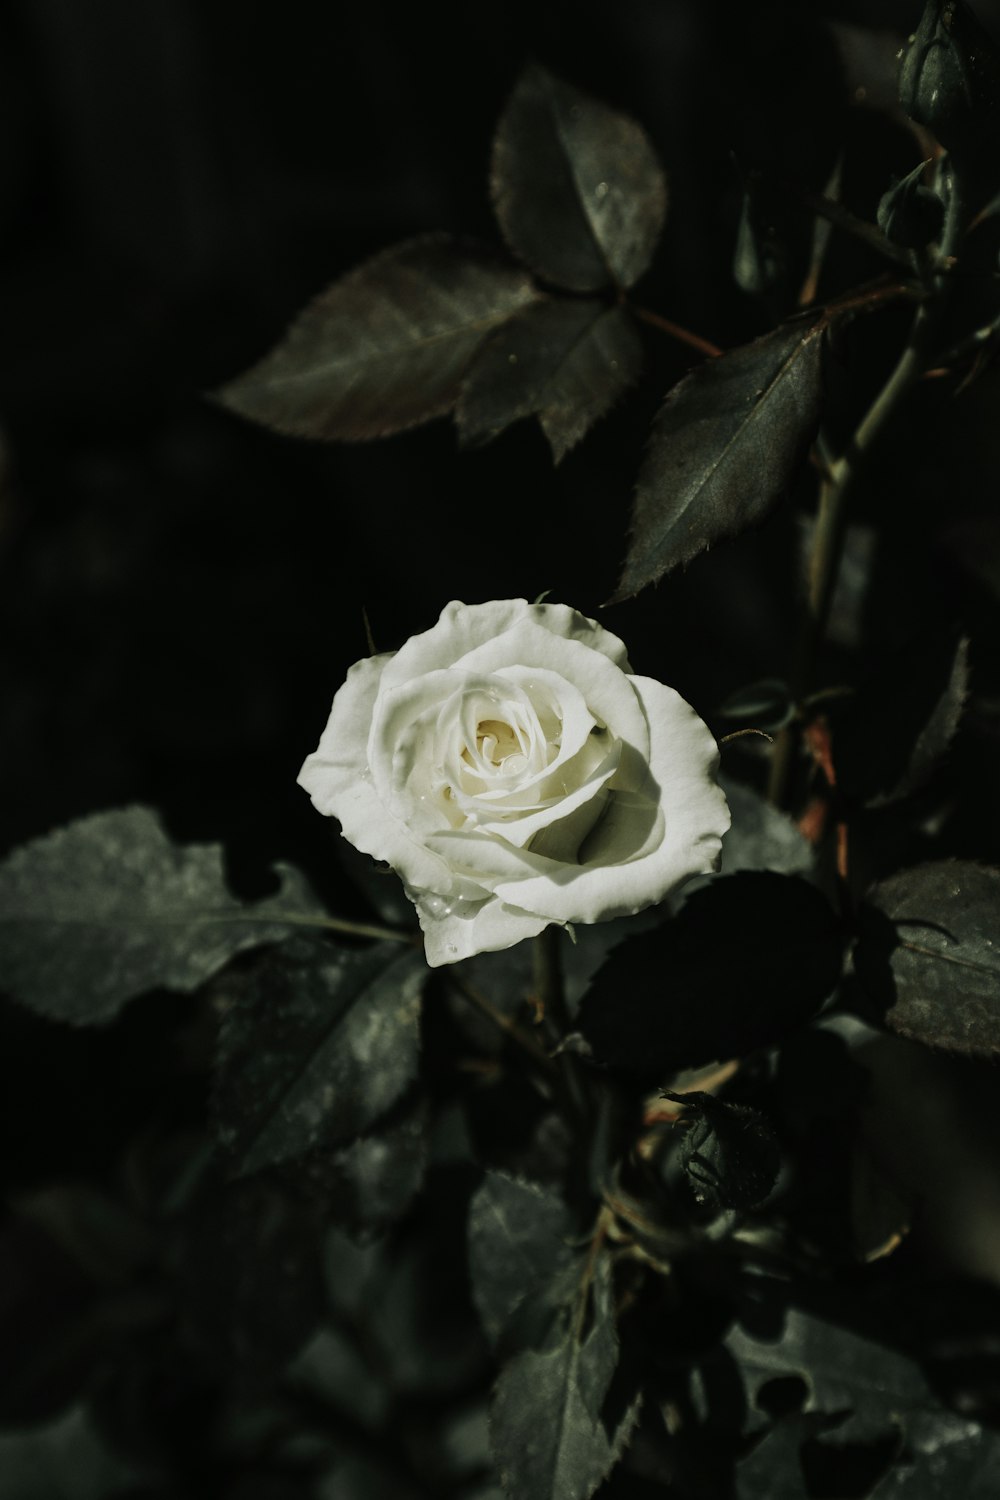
xmin=212 ymin=936 xmax=426 ymax=1177
xmin=831 ymin=630 xmax=969 ymax=807
xmin=579 ymin=873 xmax=844 ymax=1075
xmin=179 ymin=1173 xmax=327 ymax=1375
xmin=490 ymin=1251 xmax=641 ymax=1500
xmin=311 ymin=1096 xmax=429 ymax=1242
xmin=723 ymin=1293 xmax=1000 ymax=1494
xmin=853 ymin=861 xmax=1000 ymax=1057
xmin=715 ymin=777 xmax=814 ymax=879
xmin=456 ymin=297 xmax=642 ymax=462
xmin=467 ymin=1171 xmax=576 ymax=1349
xmin=491 ymin=62 xmax=668 ymax=293
xmin=214 ymin=235 xmax=538 ymax=441
xmin=0 ymin=1403 xmax=146 ymax=1500
xmin=0 ymin=806 xmax=329 ymax=1025
xmin=609 ymin=319 xmax=825 ymax=601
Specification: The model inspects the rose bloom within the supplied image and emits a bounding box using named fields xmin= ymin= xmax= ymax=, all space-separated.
xmin=299 ymin=599 xmax=730 ymax=966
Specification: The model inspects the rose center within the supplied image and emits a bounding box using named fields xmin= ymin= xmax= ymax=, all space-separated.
xmin=472 ymin=717 xmax=528 ymax=776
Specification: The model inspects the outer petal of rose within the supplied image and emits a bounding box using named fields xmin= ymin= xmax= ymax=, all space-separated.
xmin=452 ymin=619 xmax=649 ymax=752
xmin=491 ymin=678 xmax=730 ymax=924
xmin=378 ymin=599 xmax=631 ymax=695
xmin=297 ymin=653 xmax=453 ymax=894
xmin=417 ymin=893 xmax=551 ymax=966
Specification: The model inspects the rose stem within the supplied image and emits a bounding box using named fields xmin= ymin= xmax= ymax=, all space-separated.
xmin=533 ymin=926 xmax=591 ymax=1127
xmin=447 ymin=973 xmax=557 ymax=1074
xmin=768 ymin=168 xmax=966 ymax=810
xmin=629 ymin=304 xmax=723 ymax=359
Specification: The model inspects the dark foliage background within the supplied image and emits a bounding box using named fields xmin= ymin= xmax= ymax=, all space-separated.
xmin=5 ymin=2 xmax=1000 ymax=1497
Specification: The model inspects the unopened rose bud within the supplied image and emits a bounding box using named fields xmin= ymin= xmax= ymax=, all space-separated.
xmin=898 ymin=0 xmax=1000 ymax=155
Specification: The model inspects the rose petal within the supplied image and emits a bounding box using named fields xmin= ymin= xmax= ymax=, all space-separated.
xmin=491 ymin=678 xmax=730 ymax=923
xmin=378 ymin=599 xmax=631 ymax=696
xmin=297 ymin=654 xmax=454 ymax=894
xmin=453 ymin=619 xmax=648 ymax=752
xmin=416 ymin=892 xmax=551 ymax=966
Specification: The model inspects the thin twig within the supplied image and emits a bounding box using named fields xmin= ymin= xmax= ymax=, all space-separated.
xmin=630 ymin=304 xmax=723 ymax=358
xmin=448 ymin=972 xmax=557 ymax=1073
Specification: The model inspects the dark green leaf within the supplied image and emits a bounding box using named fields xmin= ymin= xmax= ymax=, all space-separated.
xmin=491 ymin=62 xmax=667 ymax=292
xmin=726 ymin=1301 xmax=928 ymax=1441
xmin=854 ymin=860 xmax=1000 ymax=1056
xmin=365 ymin=1197 xmax=489 ymax=1397
xmin=181 ymin=1176 xmax=326 ymax=1373
xmin=610 ymin=320 xmax=824 ymax=600
xmin=317 ymin=1098 xmax=428 ymax=1240
xmin=726 ymin=1297 xmax=1000 ymax=1495
xmin=579 ymin=874 xmax=843 ymax=1075
xmin=670 ymin=1093 xmax=781 ymax=1212
xmin=212 ymin=937 xmax=425 ymax=1176
xmin=286 ymin=1323 xmax=390 ymax=1431
xmin=833 ymin=631 xmax=969 ymax=806
xmin=0 ymin=1405 xmax=142 ymax=1499
xmin=0 ymin=807 xmax=325 ymax=1025
xmin=467 ymin=1171 xmax=576 ymax=1348
xmin=868 ymin=1411 xmax=1000 ymax=1495
xmin=716 ymin=778 xmax=814 ymax=878
xmin=215 ymin=235 xmax=537 ymax=441
xmin=717 ymin=679 xmax=794 ymax=731
xmin=877 ymin=161 xmax=944 ymax=249
xmin=456 ymin=298 xmax=641 ymax=462
xmin=490 ymin=1253 xmax=639 ymax=1500
xmin=735 ymin=1417 xmax=817 ymax=1500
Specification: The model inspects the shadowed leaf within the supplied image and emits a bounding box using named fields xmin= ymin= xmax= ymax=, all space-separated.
xmin=833 ymin=631 xmax=969 ymax=806
xmin=610 ymin=320 xmax=824 ymax=600
xmin=854 ymin=861 xmax=1000 ymax=1057
xmin=0 ymin=1405 xmax=142 ymax=1499
xmin=216 ymin=235 xmax=537 ymax=440
xmin=725 ymin=1295 xmax=1000 ymax=1496
xmin=0 ymin=807 xmax=326 ymax=1025
xmin=456 ymin=298 xmax=641 ymax=461
xmin=715 ymin=777 xmax=814 ymax=878
xmin=491 ymin=62 xmax=667 ymax=292
xmin=468 ymin=1171 xmax=576 ymax=1348
xmin=490 ymin=1253 xmax=640 ymax=1500
xmin=212 ymin=936 xmax=425 ymax=1176
xmin=579 ymin=874 xmax=843 ymax=1075
xmin=318 ymin=1097 xmax=429 ymax=1241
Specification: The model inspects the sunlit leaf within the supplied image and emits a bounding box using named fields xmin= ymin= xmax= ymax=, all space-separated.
xmin=0 ymin=807 xmax=326 ymax=1025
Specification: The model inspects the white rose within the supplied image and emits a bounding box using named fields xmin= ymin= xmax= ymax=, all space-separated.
xmin=298 ymin=599 xmax=730 ymax=966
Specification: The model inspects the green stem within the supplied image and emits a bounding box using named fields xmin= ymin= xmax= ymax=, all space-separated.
xmin=767 ymin=308 xmax=932 ymax=806
xmin=447 ymin=973 xmax=556 ymax=1074
xmin=533 ymin=926 xmax=590 ymax=1127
